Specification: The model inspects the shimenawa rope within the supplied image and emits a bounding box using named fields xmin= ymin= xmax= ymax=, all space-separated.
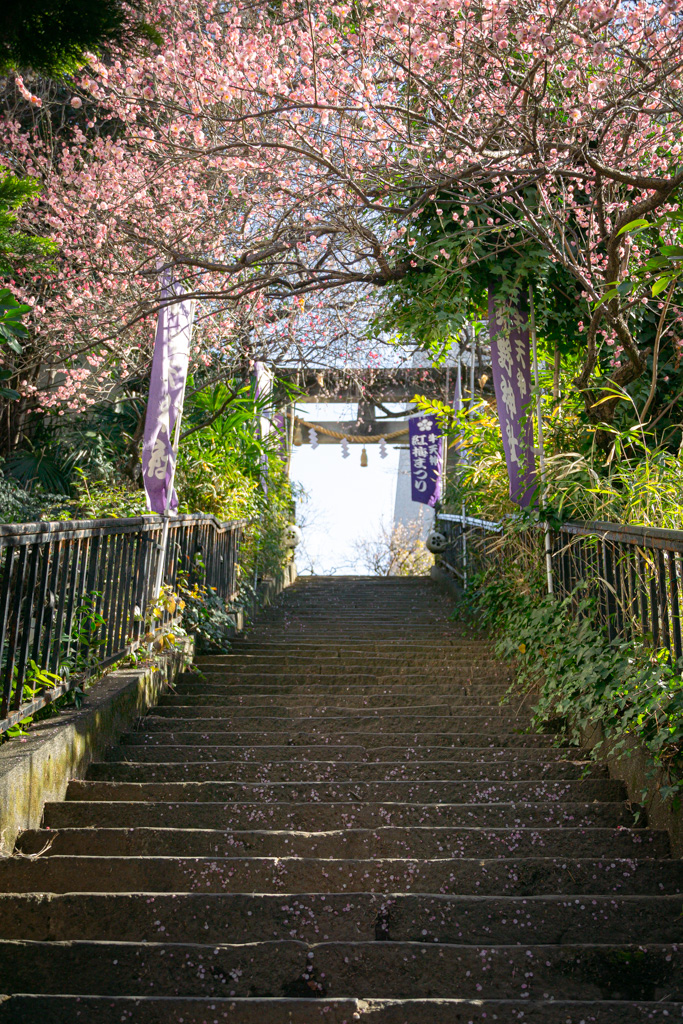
xmin=293 ymin=415 xmax=408 ymax=444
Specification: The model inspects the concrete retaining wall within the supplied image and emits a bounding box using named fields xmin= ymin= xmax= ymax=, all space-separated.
xmin=582 ymin=723 xmax=683 ymax=857
xmin=0 ymin=641 xmax=193 ymax=857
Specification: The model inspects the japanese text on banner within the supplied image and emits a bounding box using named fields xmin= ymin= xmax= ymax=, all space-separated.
xmin=409 ymin=412 xmax=443 ymax=507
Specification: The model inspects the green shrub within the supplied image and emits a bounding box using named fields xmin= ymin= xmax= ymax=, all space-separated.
xmin=471 ymin=570 xmax=683 ymax=804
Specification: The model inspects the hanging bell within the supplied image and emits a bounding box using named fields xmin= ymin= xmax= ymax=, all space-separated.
xmin=360 ymin=446 xmax=368 ymax=467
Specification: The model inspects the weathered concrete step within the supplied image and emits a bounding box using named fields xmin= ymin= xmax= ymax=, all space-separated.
xmin=202 ymin=636 xmax=489 ymax=646
xmin=259 ymin=605 xmax=449 ymax=612
xmin=65 ymin=778 xmax=627 ymax=804
xmin=172 ymin=681 xmax=512 ymax=696
xmin=88 ymin=758 xmax=606 ymax=783
xmin=3 ymin=855 xmax=678 ymax=896
xmin=1 ymin=997 xmax=680 ymax=1024
xmin=0 ymin=940 xmax=681 ymax=999
xmin=200 ymin=657 xmax=492 ymax=670
xmin=152 ymin=704 xmax=518 ymax=721
xmin=42 ymin=800 xmax=643 ymax=832
xmin=204 ymin=647 xmax=485 ymax=660
xmin=195 ymin=650 xmax=499 ymax=663
xmin=130 ymin=728 xmax=560 ymax=748
xmin=193 ymin=673 xmax=512 ymax=688
xmin=243 ymin=631 xmax=465 ymax=640
xmin=242 ymin=611 xmax=456 ymax=618
xmin=195 ymin=656 xmax=505 ymax=668
xmin=158 ymin=697 xmax=514 ymax=714
xmin=3 ymin=891 xmax=680 ymax=945
xmin=108 ymin=744 xmax=593 ymax=765
xmin=144 ymin=712 xmax=530 ymax=733
xmin=15 ymin=824 xmax=668 ymax=860
xmin=255 ymin=616 xmax=454 ymax=623
xmin=169 ymin=690 xmax=508 ymax=707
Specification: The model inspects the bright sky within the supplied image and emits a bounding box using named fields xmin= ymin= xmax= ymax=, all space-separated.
xmin=290 ymin=402 xmax=403 ymax=575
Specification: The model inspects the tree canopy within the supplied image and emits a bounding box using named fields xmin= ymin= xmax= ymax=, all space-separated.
xmin=0 ymin=0 xmax=681 ymax=428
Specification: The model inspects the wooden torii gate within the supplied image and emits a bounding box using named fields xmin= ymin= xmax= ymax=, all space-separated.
xmin=280 ymin=367 xmax=452 ymax=447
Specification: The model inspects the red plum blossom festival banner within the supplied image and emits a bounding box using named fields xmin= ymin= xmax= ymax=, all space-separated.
xmin=409 ymin=412 xmax=443 ymax=507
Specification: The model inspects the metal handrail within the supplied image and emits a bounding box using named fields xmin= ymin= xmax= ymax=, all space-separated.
xmin=435 ymin=509 xmax=683 ymax=666
xmin=553 ymin=520 xmax=683 ymax=661
xmin=0 ymin=513 xmax=246 ymax=735
xmin=437 ymin=513 xmax=503 ymax=532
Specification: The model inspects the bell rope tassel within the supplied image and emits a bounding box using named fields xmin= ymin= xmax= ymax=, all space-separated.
xmin=360 ymin=446 xmax=368 ymax=467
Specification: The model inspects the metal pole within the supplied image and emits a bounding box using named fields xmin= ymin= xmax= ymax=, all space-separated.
xmin=529 ymin=286 xmax=554 ymax=596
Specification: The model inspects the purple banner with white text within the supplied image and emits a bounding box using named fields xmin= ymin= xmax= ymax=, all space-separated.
xmin=409 ymin=412 xmax=443 ymax=507
xmin=488 ymin=285 xmax=535 ymax=506
xmin=142 ymin=269 xmax=194 ymax=514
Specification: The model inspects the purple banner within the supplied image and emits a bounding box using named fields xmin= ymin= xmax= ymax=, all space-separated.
xmin=253 ymin=360 xmax=273 ymax=493
xmin=488 ymin=285 xmax=535 ymax=506
xmin=409 ymin=412 xmax=443 ymax=507
xmin=272 ymin=410 xmax=287 ymax=457
xmin=142 ymin=270 xmax=194 ymax=514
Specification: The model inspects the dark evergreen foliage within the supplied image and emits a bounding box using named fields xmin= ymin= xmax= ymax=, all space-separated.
xmin=0 ymin=0 xmax=160 ymax=75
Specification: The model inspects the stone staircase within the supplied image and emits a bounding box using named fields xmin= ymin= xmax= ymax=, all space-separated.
xmin=0 ymin=575 xmax=681 ymax=1022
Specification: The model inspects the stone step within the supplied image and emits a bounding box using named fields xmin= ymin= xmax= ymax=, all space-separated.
xmin=195 ymin=649 xmax=499 ymax=663
xmin=129 ymin=727 xmax=560 ymax=747
xmin=0 ymin=996 xmax=680 ymax=1024
xmin=227 ymin=646 xmax=479 ymax=654
xmin=158 ymin=696 xmax=515 ymax=713
xmin=87 ymin=758 xmax=607 ymax=783
xmin=64 ymin=778 xmax=627 ymax=804
xmin=3 ymin=891 xmax=680 ymax=945
xmin=107 ymin=745 xmax=593 ymax=764
xmin=0 ymin=940 xmax=681 ymax=1000
xmin=151 ymin=703 xmax=518 ymax=721
xmin=200 ymin=654 xmax=493 ymax=667
xmin=238 ymin=631 xmax=465 ymax=640
xmin=168 ymin=690 xmax=509 ymax=706
xmin=144 ymin=712 xmax=528 ymax=732
xmin=3 ymin=572 xmax=677 ymax=1021
xmin=42 ymin=799 xmax=644 ymax=831
xmin=255 ymin=616 xmax=455 ymax=622
xmin=192 ymin=667 xmax=511 ymax=684
xmin=170 ymin=682 xmax=512 ymax=696
xmin=15 ymin=824 xmax=669 ymax=860
xmin=3 ymin=855 xmax=678 ymax=896
xmin=194 ymin=652 xmax=504 ymax=663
